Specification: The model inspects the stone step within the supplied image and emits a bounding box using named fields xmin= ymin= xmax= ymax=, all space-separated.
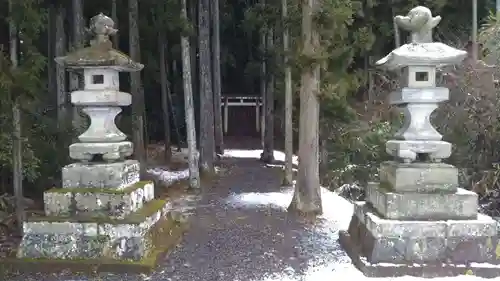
xmin=44 ymin=181 xmax=155 ymax=219
xmin=349 ymin=201 xmax=497 ymax=264
xmin=17 ymin=199 xmax=171 ymax=261
xmin=62 ymin=160 xmax=140 ymax=189
xmin=379 ymin=161 xmax=458 ymax=192
xmin=366 ymin=183 xmax=477 ymax=220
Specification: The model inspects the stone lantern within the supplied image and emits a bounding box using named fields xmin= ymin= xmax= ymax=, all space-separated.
xmin=339 ymin=6 xmax=500 ymax=277
xmin=16 ymin=14 xmax=178 ymax=266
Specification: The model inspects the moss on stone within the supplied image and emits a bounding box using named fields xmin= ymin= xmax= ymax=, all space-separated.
xmin=377 ymin=180 xmax=449 ymax=194
xmin=26 ymin=199 xmax=167 ymax=224
xmin=0 ymin=218 xmax=187 ymax=274
xmin=378 ymin=181 xmax=393 ymax=191
xmin=45 ymin=181 xmax=152 ymax=195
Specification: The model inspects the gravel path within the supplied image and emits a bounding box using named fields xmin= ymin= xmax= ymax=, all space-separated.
xmin=5 ymin=155 xmax=349 ymax=281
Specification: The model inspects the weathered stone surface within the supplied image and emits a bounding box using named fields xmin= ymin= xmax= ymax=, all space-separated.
xmin=62 ymin=160 xmax=139 ymax=189
xmin=339 ymin=5 xmax=499 ymax=278
xmin=339 ymin=229 xmax=500 ymax=278
xmin=44 ymin=181 xmax=155 ymax=218
xmin=376 ymin=42 xmax=467 ymax=71
xmin=26 ymin=200 xmax=170 ymax=236
xmin=17 ymin=234 xmax=108 ymax=259
xmin=69 ymin=141 xmax=133 ymax=161
xmin=385 ymin=140 xmax=451 ymax=162
xmin=354 ymin=205 xmax=447 ymax=263
xmin=43 ymin=191 xmax=72 ymax=217
xmin=55 ymin=13 xmax=144 ymax=72
xmin=110 ymin=236 xmax=153 ymax=260
xmin=78 ymin=107 xmax=127 ymax=143
xmin=366 ymin=183 xmax=477 ymax=220
xmin=390 ymin=87 xmax=449 ymax=105
xmin=348 ymin=202 xmax=497 ymax=264
xmin=361 ymin=203 xmax=447 ymax=238
xmin=447 ymin=217 xmax=498 ymax=263
xmin=379 ymin=161 xmax=458 ymax=192
xmin=71 ymin=89 xmax=131 ymax=106
xmin=18 ymin=200 xmax=171 ymax=260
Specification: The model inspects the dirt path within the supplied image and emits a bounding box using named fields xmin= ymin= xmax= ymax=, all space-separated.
xmin=5 ymin=151 xmax=348 ymax=281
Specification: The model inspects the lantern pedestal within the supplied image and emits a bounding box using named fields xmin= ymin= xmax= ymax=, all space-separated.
xmin=10 ymin=13 xmax=186 ymax=273
xmin=340 ymin=5 xmax=500 ymax=277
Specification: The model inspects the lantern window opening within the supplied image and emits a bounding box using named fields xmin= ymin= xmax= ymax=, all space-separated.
xmin=92 ymin=74 xmax=104 ymax=84
xmin=415 ymin=71 xmax=429 ymax=81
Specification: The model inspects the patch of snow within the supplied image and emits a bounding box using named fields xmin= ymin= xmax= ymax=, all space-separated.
xmin=146 ymin=168 xmax=189 ymax=185
xmin=223 ymin=149 xmax=298 ymax=165
xmin=265 ymin=163 xmax=299 ymax=172
xmin=225 ymin=187 xmax=294 ymax=210
xmin=224 ymin=184 xmax=494 ymax=281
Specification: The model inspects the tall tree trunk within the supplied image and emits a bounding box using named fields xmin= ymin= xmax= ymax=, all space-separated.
xmin=282 ymin=0 xmax=293 ymax=185
xmin=472 ymin=0 xmax=478 ymax=62
xmin=198 ymin=0 xmax=215 ymax=174
xmin=259 ymin=0 xmax=267 ymax=149
xmin=55 ymin=5 xmax=68 ymax=134
xmin=318 ymin=127 xmax=328 ymax=185
xmin=181 ymin=0 xmax=200 ymax=189
xmin=261 ymin=27 xmax=274 ymax=163
xmin=288 ymin=0 xmax=322 ymax=216
xmin=111 ymin=0 xmax=119 ymax=48
xmin=211 ymin=0 xmax=224 ymax=155
xmin=111 ymin=0 xmax=122 ymax=127
xmin=189 ymin=1 xmax=199 ymax=140
xmin=71 ymin=0 xmax=85 ymax=137
xmin=129 ymin=0 xmax=147 ymax=172
xmin=47 ymin=4 xmax=56 ymax=110
xmin=159 ymin=31 xmax=172 ymax=162
xmin=9 ymin=0 xmax=24 ymax=233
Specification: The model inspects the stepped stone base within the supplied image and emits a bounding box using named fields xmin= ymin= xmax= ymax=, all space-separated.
xmin=62 ymin=160 xmax=139 ymax=189
xmin=379 ymin=161 xmax=458 ymax=192
xmin=339 ymin=230 xmax=500 ymax=278
xmin=339 ymin=202 xmax=500 ymax=277
xmin=44 ymin=181 xmax=154 ymax=218
xmin=366 ymin=183 xmax=477 ymax=220
xmin=17 ymin=199 xmax=171 ymax=261
xmin=4 ymin=217 xmax=186 ymax=274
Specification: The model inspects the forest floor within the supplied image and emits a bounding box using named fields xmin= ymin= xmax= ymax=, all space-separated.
xmin=0 ymin=138 xmax=492 ymax=280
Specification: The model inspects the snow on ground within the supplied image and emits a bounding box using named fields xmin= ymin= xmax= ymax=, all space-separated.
xmin=146 ymin=168 xmax=189 ymax=185
xmin=148 ymin=149 xmax=295 ymax=185
xmin=225 ymin=186 xmax=495 ymax=280
xmin=223 ymin=149 xmax=299 ymax=166
xmin=223 ymin=149 xmax=499 ymax=281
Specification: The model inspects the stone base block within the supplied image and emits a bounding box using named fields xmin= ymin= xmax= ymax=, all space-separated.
xmin=17 ymin=199 xmax=171 ymax=261
xmin=62 ymin=160 xmax=139 ymax=189
xmin=347 ymin=202 xmax=497 ymax=264
xmin=386 ymin=140 xmax=451 ymax=161
xmin=339 ymin=230 xmax=500 ymax=278
xmin=16 ymin=234 xmax=109 ymax=259
xmin=3 ymin=218 xmax=187 ymax=274
xmin=366 ymin=183 xmax=477 ymax=220
xmin=44 ymin=181 xmax=155 ymax=219
xmin=379 ymin=161 xmax=458 ymax=192
xmin=69 ymin=141 xmax=133 ymax=161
